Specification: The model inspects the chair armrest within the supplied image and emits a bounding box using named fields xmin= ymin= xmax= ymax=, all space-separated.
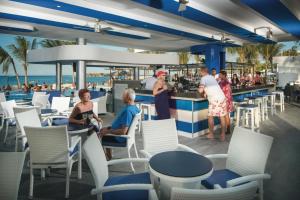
xmin=69 ymin=136 xmax=81 ymax=153
xmin=91 ymin=184 xmax=153 ymax=195
xmin=205 ymin=154 xmax=228 ymax=160
xmin=107 ymin=158 xmax=149 ymax=166
xmin=105 ymin=134 xmax=130 ymax=139
xmin=213 ymin=184 xmax=223 ymax=189
xmin=140 ymin=150 xmax=152 ymax=158
xmin=227 ymin=173 xmax=271 ymax=187
xmin=177 ymin=144 xmax=199 ymax=154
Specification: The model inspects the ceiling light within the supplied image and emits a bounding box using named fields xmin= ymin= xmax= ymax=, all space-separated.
xmin=178 ymin=0 xmax=189 ymax=12
xmin=56 ymin=5 xmax=61 ymax=8
xmin=254 ymin=27 xmax=273 ymax=39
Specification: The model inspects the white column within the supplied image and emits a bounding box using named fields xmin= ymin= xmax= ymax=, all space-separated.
xmin=56 ymin=62 xmax=62 ymax=91
xmin=76 ymin=38 xmax=87 ymax=90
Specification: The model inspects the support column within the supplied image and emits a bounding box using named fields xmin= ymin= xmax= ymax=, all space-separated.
xmin=76 ymin=38 xmax=87 ymax=90
xmin=56 ymin=62 xmax=62 ymax=91
xmin=134 ymin=67 xmax=139 ymax=80
xmin=190 ymin=44 xmax=226 ymax=73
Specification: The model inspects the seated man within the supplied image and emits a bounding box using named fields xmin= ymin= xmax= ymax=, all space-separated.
xmin=99 ymin=88 xmax=140 ymax=160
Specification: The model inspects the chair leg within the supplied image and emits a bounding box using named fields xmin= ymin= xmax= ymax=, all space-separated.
xmin=78 ymin=140 xmax=82 ymax=179
xmin=133 ymin=144 xmax=139 ymax=158
xmin=3 ymin=121 xmax=8 ymax=143
xmin=65 ymin=166 xmax=70 ymax=199
xmin=259 ymin=181 xmax=264 ymax=200
xmin=29 ymin=167 xmax=34 ymax=199
xmin=128 ymin=148 xmax=135 ymax=172
xmin=15 ymin=134 xmax=18 ymax=152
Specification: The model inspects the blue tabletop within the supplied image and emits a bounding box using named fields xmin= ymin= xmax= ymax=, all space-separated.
xmin=149 ymin=151 xmax=212 ymax=178
xmin=41 ymin=109 xmax=57 ymax=115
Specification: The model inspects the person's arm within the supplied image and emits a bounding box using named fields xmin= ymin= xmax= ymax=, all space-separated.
xmin=69 ymin=106 xmax=85 ymax=125
xmin=153 ymin=80 xmax=167 ymax=96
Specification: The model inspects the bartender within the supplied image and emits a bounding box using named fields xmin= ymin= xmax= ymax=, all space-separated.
xmin=141 ymin=72 xmax=157 ymax=90
xmin=253 ymin=71 xmax=262 ymax=85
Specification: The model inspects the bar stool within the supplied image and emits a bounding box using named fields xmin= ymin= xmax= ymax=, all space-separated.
xmin=265 ymin=93 xmax=276 ymax=115
xmin=140 ymin=101 xmax=154 ymax=121
xmin=236 ymin=104 xmax=260 ymax=132
xmin=233 ymin=99 xmax=246 ymax=122
xmin=272 ymin=91 xmax=285 ymax=112
xmin=246 ymin=96 xmax=265 ymax=121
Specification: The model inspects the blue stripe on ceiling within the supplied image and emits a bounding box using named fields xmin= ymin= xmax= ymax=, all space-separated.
xmin=0 ymin=13 xmax=149 ymax=39
xmin=241 ymin=0 xmax=300 ymax=38
xmin=131 ymin=0 xmax=274 ymax=44
xmin=0 ymin=25 xmax=36 ymax=32
xmin=9 ymin=0 xmax=217 ymax=42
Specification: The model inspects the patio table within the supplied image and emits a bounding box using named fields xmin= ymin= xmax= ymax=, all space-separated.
xmin=149 ymin=151 xmax=213 ymax=200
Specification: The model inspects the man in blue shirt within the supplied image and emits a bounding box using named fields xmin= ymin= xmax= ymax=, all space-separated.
xmin=99 ymin=88 xmax=140 ymax=160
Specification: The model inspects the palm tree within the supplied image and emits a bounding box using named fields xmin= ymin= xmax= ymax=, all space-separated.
xmin=7 ymin=36 xmax=37 ymax=86
xmin=258 ymin=43 xmax=284 ymax=72
xmin=178 ymin=52 xmax=190 ymax=64
xmin=40 ymin=39 xmax=76 ymax=86
xmin=0 ymin=47 xmax=21 ymax=88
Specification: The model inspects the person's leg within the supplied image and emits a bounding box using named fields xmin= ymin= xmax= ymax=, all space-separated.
xmin=220 ymin=116 xmax=226 ymax=141
xmin=207 ymin=116 xmax=215 ymax=139
xmin=225 ymin=114 xmax=231 ymax=134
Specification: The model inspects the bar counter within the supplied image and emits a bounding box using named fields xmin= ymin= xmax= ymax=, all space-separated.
xmin=136 ymin=84 xmax=274 ymax=138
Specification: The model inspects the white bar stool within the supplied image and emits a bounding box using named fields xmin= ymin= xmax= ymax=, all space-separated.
xmin=233 ymin=99 xmax=247 ymax=122
xmin=265 ymin=93 xmax=276 ymax=115
xmin=236 ymin=104 xmax=260 ymax=132
xmin=272 ymin=91 xmax=285 ymax=112
xmin=140 ymin=102 xmax=154 ymax=121
xmin=246 ymin=96 xmax=265 ymax=121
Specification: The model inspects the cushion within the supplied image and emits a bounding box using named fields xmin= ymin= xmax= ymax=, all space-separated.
xmin=69 ymin=144 xmax=79 ymax=156
xmin=52 ymin=118 xmax=69 ymax=126
xmin=201 ymin=169 xmax=241 ymax=189
xmin=102 ymin=135 xmax=127 ymax=147
xmin=103 ymin=172 xmax=150 ymax=200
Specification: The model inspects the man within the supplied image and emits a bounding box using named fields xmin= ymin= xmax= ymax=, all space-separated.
xmin=198 ymin=67 xmax=227 ymax=141
xmin=141 ymin=73 xmax=157 ymax=90
xmin=100 ymin=88 xmax=140 ymax=159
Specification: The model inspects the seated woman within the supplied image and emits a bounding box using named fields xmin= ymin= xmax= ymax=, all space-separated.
xmin=69 ymin=89 xmax=102 ymax=132
xmin=99 ymin=88 xmax=140 ymax=160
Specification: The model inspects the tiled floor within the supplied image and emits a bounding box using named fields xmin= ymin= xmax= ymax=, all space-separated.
xmin=0 ymin=104 xmax=299 ymax=200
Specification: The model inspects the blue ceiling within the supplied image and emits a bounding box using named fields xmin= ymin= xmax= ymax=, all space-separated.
xmin=131 ymin=0 xmax=274 ymax=44
xmin=241 ymin=0 xmax=300 ymax=39
xmin=7 ymin=0 xmax=217 ymax=42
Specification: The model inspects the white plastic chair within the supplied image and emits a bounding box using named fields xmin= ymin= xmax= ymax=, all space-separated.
xmin=0 ymin=92 xmax=6 ymax=102
xmin=0 ymin=100 xmax=17 ymax=143
xmin=170 ymin=181 xmax=258 ymax=200
xmin=102 ymin=112 xmax=141 ymax=172
xmin=24 ymin=126 xmax=82 ymax=199
xmin=31 ymin=91 xmax=46 ymax=106
xmin=0 ymin=151 xmax=27 ymax=200
xmin=203 ymin=126 xmax=273 ymax=200
xmin=13 ymin=107 xmax=41 ymax=151
xmin=94 ymin=95 xmax=107 ymax=114
xmin=141 ymin=118 xmax=198 ymax=158
xmin=51 ymin=96 xmax=70 ymax=114
xmin=33 ymin=94 xmax=49 ymax=109
xmin=83 ymin=133 xmax=158 ymax=200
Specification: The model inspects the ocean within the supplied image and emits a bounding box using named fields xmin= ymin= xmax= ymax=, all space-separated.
xmin=0 ymin=75 xmax=109 ymax=87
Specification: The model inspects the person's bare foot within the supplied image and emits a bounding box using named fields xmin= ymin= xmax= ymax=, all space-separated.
xmin=220 ymin=133 xmax=225 ymax=141
xmin=206 ymin=132 xmax=214 ymax=139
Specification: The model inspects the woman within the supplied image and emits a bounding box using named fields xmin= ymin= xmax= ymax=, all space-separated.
xmin=69 ymin=89 xmax=102 ymax=132
xmin=153 ymin=70 xmax=170 ymax=119
xmin=219 ymin=71 xmax=233 ymax=134
xmin=253 ymin=71 xmax=262 ymax=85
xmin=231 ymin=74 xmax=240 ymax=87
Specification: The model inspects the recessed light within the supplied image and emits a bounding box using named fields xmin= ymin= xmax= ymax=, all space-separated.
xmin=57 ymin=5 xmax=61 ymax=8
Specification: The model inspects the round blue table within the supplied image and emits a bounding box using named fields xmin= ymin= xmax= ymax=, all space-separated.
xmin=149 ymin=151 xmax=213 ymax=200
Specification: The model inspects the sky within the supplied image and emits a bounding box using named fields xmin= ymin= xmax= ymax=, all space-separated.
xmin=0 ymin=33 xmax=298 ymax=76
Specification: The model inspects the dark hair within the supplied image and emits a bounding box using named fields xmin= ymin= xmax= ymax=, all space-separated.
xmin=256 ymin=71 xmax=261 ymax=75
xmin=211 ymin=68 xmax=216 ymax=71
xmin=220 ymin=70 xmax=227 ymax=77
xmin=78 ymin=88 xmax=90 ymax=98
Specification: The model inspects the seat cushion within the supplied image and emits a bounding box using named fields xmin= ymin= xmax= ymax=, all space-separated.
xmin=103 ymin=172 xmax=150 ymax=200
xmin=201 ymin=169 xmax=241 ymax=189
xmin=52 ymin=118 xmax=69 ymax=126
xmin=101 ymin=135 xmax=127 ymax=147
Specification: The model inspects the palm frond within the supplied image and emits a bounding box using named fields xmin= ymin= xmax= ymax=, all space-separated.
xmin=2 ymin=57 xmax=12 ymax=74
xmin=40 ymin=39 xmax=76 ymax=48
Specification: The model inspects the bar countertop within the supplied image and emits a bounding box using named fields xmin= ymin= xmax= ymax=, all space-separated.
xmin=136 ymin=84 xmax=275 ymax=101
